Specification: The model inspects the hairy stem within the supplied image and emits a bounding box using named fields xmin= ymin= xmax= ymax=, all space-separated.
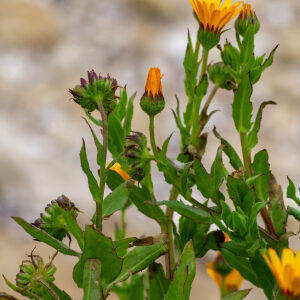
xmin=190 ymin=48 xmax=209 ymax=146
xmin=149 ymin=115 xmax=160 ymax=160
xmin=240 ymin=132 xmax=277 ymax=237
xmin=97 ymin=102 xmax=108 ymax=232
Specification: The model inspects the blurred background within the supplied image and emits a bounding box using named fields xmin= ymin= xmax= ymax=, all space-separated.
xmin=0 ymin=0 xmax=299 ymax=299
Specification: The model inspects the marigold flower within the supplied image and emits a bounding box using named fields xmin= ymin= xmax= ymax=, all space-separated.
xmin=145 ymin=67 xmax=163 ymax=98
xmin=235 ymin=3 xmax=260 ymax=36
xmin=263 ymin=248 xmax=300 ymax=299
xmin=140 ymin=67 xmax=165 ymax=116
xmin=189 ymin=0 xmax=242 ymax=33
xmin=206 ymin=232 xmax=243 ymax=293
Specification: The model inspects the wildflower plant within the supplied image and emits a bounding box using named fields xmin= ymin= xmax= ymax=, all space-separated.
xmin=3 ymin=1 xmax=300 ymax=300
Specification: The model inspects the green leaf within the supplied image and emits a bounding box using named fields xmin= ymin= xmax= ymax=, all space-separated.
xmin=148 ymin=263 xmax=170 ymax=300
xmin=221 ymin=289 xmax=251 ymax=300
xmin=252 ymin=149 xmax=270 ymax=202
xmin=221 ymin=41 xmax=240 ymax=72
xmin=249 ymin=254 xmax=275 ymax=300
xmin=232 ymin=211 xmax=247 ymax=236
xmin=269 ymin=174 xmax=287 ymax=236
xmin=112 ymin=241 xmax=168 ymax=284
xmin=287 ymin=177 xmax=300 ymax=206
xmin=83 ymin=118 xmax=103 ymax=166
xmin=59 ymin=207 xmax=84 ymax=251
xmin=114 ymin=237 xmax=137 ymax=258
xmin=178 ymin=216 xmax=210 ymax=257
xmin=115 ymin=87 xmax=128 ymax=122
xmin=251 ymin=45 xmax=278 ymax=84
xmin=221 ymin=249 xmax=259 ymax=286
xmin=103 ymin=181 xmax=132 ymax=217
xmin=73 ymin=226 xmax=123 ymax=287
xmin=164 ymin=241 xmax=196 ymax=300
xmin=108 ymin=113 xmax=125 ymax=158
xmin=247 ymin=101 xmax=276 ymax=153
xmin=157 ymin=200 xmax=211 ymax=224
xmin=194 ymin=160 xmax=213 ymax=199
xmin=211 ymin=145 xmax=225 ymax=191
xmin=123 ymin=92 xmax=136 ymax=137
xmin=12 ymin=217 xmax=80 ymax=257
xmin=232 ymin=73 xmax=253 ymax=133
xmin=213 ymin=127 xmax=243 ymax=170
xmin=83 ymin=259 xmax=101 ymax=300
xmin=130 ymin=186 xmax=168 ymax=226
xmin=80 ymin=139 xmax=100 ymax=202
xmin=112 ymin=274 xmax=144 ymax=300
xmin=107 ymin=169 xmax=125 ymax=190
xmin=240 ymin=26 xmax=255 ymax=71
xmin=48 ymin=282 xmax=72 ymax=300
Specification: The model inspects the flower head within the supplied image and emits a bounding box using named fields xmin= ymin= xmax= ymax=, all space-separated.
xmin=235 ymin=3 xmax=260 ymax=36
xmin=69 ymin=70 xmax=118 ymax=114
xmin=190 ymin=0 xmax=242 ymax=33
xmin=145 ymin=67 xmax=163 ymax=98
xmin=206 ymin=232 xmax=243 ymax=293
xmin=140 ymin=67 xmax=165 ymax=116
xmin=263 ymin=248 xmax=300 ymax=299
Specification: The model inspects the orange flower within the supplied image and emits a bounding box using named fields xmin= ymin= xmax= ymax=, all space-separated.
xmin=189 ymin=0 xmax=242 ymax=33
xmin=263 ymin=248 xmax=300 ymax=299
xmin=145 ymin=67 xmax=163 ymax=98
xmin=109 ymin=162 xmax=131 ymax=181
xmin=239 ymin=3 xmax=254 ymax=19
xmin=206 ymin=232 xmax=243 ymax=292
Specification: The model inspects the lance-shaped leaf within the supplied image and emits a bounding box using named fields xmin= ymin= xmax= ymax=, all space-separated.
xmin=83 ymin=118 xmax=103 ymax=166
xmin=211 ymin=145 xmax=225 ymax=192
xmin=157 ymin=200 xmax=211 ymax=224
xmin=287 ymin=177 xmax=300 ymax=206
xmin=48 ymin=282 xmax=72 ymax=300
xmin=130 ymin=185 xmax=168 ymax=226
xmin=123 ymin=92 xmax=136 ymax=137
xmin=164 ymin=241 xmax=196 ymax=300
xmin=194 ymin=160 xmax=213 ymax=199
xmin=252 ymin=149 xmax=270 ymax=202
xmin=247 ymin=101 xmax=276 ymax=154
xmin=148 ymin=263 xmax=170 ymax=300
xmin=232 ymin=73 xmax=253 ymax=133
xmin=108 ymin=113 xmax=125 ymax=158
xmin=240 ymin=26 xmax=255 ymax=72
xmin=221 ymin=289 xmax=251 ymax=300
xmin=111 ymin=240 xmax=168 ymax=284
xmin=12 ymin=217 xmax=80 ymax=257
xmin=213 ymin=127 xmax=243 ymax=170
xmin=83 ymin=259 xmax=101 ymax=300
xmin=59 ymin=207 xmax=84 ymax=251
xmin=115 ymin=87 xmax=128 ymax=122
xmin=268 ymin=173 xmax=287 ymax=236
xmin=80 ymin=139 xmax=100 ymax=202
xmin=73 ymin=226 xmax=123 ymax=287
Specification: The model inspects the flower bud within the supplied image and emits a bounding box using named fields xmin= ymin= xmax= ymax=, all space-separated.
xmin=198 ymin=29 xmax=221 ymax=51
xmin=69 ymin=70 xmax=118 ymax=114
xmin=235 ymin=3 xmax=260 ymax=37
xmin=32 ymin=195 xmax=79 ymax=241
xmin=140 ymin=67 xmax=165 ymax=116
xmin=123 ymin=132 xmax=151 ymax=181
xmin=208 ymin=62 xmax=236 ymax=90
xmin=16 ymin=252 xmax=56 ymax=298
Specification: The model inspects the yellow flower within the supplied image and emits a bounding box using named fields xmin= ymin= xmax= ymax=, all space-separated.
xmin=207 ymin=254 xmax=243 ymax=292
xmin=109 ymin=162 xmax=131 ymax=181
xmin=145 ymin=67 xmax=163 ymax=98
xmin=189 ymin=0 xmax=242 ymax=33
xmin=206 ymin=233 xmax=243 ymax=292
xmin=263 ymin=248 xmax=300 ymax=299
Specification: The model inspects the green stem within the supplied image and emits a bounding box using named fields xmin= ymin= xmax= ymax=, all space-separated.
xmin=149 ymin=115 xmax=160 ymax=160
xmin=165 ymin=187 xmax=178 ymax=279
xmin=190 ymin=48 xmax=209 ymax=146
xmin=240 ymin=132 xmax=277 ymax=237
xmin=97 ymin=102 xmax=108 ymax=232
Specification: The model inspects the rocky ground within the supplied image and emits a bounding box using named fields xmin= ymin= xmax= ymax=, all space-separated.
xmin=0 ymin=0 xmax=299 ymax=299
